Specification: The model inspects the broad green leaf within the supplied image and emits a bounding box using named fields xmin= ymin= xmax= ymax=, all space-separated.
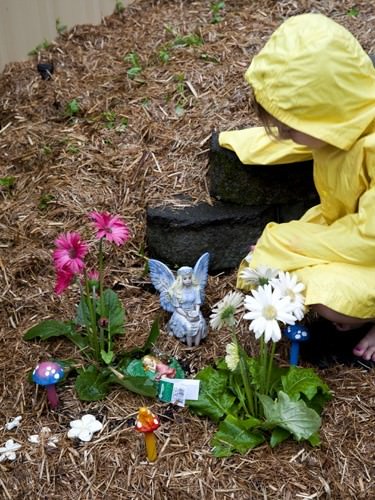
xmin=24 ymin=320 xmax=73 ymax=340
xmin=187 ymin=366 xmax=236 ymax=422
xmin=75 ymin=296 xmax=91 ymax=328
xmin=101 ymin=350 xmax=114 ymax=365
xmin=259 ymin=391 xmax=321 ymax=441
xmin=282 ymin=366 xmax=331 ymax=401
xmin=211 ymin=415 xmax=265 ymax=457
xmin=101 ymin=289 xmax=125 ymax=336
xmin=109 ymin=373 xmax=157 ymax=398
xmin=247 ymin=357 xmax=287 ymax=395
xmin=308 ymin=432 xmax=321 ymax=447
xmin=75 ymin=366 xmax=111 ymax=401
xmin=270 ymin=427 xmax=290 ymax=448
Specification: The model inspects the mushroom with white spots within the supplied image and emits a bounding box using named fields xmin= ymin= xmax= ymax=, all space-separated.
xmin=32 ymin=361 xmax=65 ymax=409
xmin=284 ymin=324 xmax=310 ymax=366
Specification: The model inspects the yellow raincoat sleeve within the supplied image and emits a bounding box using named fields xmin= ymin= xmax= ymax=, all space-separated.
xmin=248 ymin=147 xmax=375 ymax=271
xmin=219 ymin=127 xmax=313 ymax=165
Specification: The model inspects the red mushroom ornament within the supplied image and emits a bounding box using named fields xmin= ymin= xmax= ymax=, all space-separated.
xmin=135 ymin=407 xmax=160 ymax=462
xmin=32 ymin=361 xmax=65 ymax=409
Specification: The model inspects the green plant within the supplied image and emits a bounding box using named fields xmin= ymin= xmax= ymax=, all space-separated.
xmin=23 ymin=213 xmax=174 ymax=402
xmin=172 ymin=33 xmax=204 ymax=48
xmin=38 ymin=193 xmax=55 ymax=210
xmin=347 ymin=6 xmax=359 ymax=17
xmin=55 ymin=18 xmax=67 ymax=34
xmin=28 ymin=39 xmax=51 ymax=56
xmin=65 ymin=99 xmax=81 ymax=117
xmin=0 ymin=176 xmax=15 ymax=189
xmin=187 ymin=273 xmax=332 ymax=457
xmin=66 ymin=143 xmax=80 ymax=154
xmin=124 ymin=52 xmax=142 ymax=79
xmin=158 ymin=48 xmax=170 ymax=63
xmin=102 ymin=110 xmax=117 ymax=129
xmin=210 ymin=1 xmax=225 ymax=23
xmin=114 ymin=1 xmax=125 ymax=14
xmin=41 ymin=145 xmax=53 ymax=155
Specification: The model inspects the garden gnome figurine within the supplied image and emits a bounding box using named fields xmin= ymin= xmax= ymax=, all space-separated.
xmin=149 ymin=252 xmax=210 ymax=346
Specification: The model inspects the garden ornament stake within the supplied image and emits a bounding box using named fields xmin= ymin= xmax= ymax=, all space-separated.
xmin=135 ymin=407 xmax=160 ymax=462
xmin=284 ymin=324 xmax=310 ymax=365
xmin=32 ymin=361 xmax=65 ymax=409
xmin=148 ymin=252 xmax=210 ymax=347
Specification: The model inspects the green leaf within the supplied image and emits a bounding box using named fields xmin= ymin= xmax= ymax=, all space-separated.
xmin=282 ymin=366 xmax=331 ymax=401
xmin=109 ymin=372 xmax=157 ymax=397
xmin=259 ymin=391 xmax=321 ymax=441
xmin=101 ymin=350 xmax=114 ymax=365
xmin=211 ymin=415 xmax=265 ymax=457
xmin=247 ymin=356 xmax=287 ymax=395
xmin=101 ymin=289 xmax=125 ymax=336
xmin=270 ymin=427 xmax=290 ymax=448
xmin=308 ymin=431 xmax=321 ymax=447
xmin=75 ymin=296 xmax=91 ymax=328
xmin=24 ymin=320 xmax=73 ymax=340
xmin=75 ymin=366 xmax=111 ymax=401
xmin=187 ymin=366 xmax=236 ymax=422
xmin=0 ymin=176 xmax=15 ymax=188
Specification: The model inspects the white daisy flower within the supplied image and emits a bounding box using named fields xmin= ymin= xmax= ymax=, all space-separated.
xmin=0 ymin=439 xmax=21 ymax=462
xmin=270 ymin=271 xmax=306 ymax=320
xmin=243 ymin=284 xmax=296 ymax=343
xmin=225 ymin=342 xmax=240 ymax=371
xmin=239 ymin=265 xmax=280 ymax=287
xmin=67 ymin=414 xmax=103 ymax=442
xmin=210 ymin=291 xmax=244 ymax=330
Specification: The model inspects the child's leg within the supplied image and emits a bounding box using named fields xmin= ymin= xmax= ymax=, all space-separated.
xmin=311 ymin=304 xmax=375 ymax=361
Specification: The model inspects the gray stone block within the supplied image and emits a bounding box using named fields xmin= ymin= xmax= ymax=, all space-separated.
xmin=146 ymin=200 xmax=276 ymax=271
xmin=209 ymin=132 xmax=319 ymax=206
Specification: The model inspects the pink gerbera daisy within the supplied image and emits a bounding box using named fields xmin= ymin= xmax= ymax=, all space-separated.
xmin=53 ymin=232 xmax=88 ymax=273
xmin=89 ymin=211 xmax=130 ymax=246
xmin=54 ymin=268 xmax=75 ymax=295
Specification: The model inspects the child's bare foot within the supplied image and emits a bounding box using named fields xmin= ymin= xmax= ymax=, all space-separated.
xmin=353 ymin=324 xmax=375 ymax=361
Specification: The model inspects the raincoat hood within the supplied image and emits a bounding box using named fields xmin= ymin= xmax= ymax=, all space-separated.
xmin=245 ymin=13 xmax=375 ymax=150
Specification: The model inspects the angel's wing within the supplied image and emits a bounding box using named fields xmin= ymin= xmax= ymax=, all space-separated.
xmin=148 ymin=259 xmax=176 ymax=312
xmin=192 ymin=252 xmax=210 ymax=303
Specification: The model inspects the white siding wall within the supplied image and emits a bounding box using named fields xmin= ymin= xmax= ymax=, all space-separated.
xmin=0 ymin=0 xmax=134 ymax=71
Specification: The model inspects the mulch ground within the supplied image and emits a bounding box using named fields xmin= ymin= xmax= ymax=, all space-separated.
xmin=1 ymin=1 xmax=374 ymax=498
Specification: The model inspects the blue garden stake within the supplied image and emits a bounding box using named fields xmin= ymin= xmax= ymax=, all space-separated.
xmin=284 ymin=324 xmax=310 ymax=365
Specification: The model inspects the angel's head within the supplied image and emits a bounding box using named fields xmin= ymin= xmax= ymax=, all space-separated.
xmin=177 ymin=266 xmax=196 ymax=288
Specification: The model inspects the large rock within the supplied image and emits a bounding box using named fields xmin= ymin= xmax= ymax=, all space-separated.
xmin=208 ymin=132 xmax=319 ymax=207
xmin=146 ymin=200 xmax=275 ymax=271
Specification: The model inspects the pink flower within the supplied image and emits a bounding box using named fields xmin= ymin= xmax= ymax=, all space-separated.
xmin=53 ymin=232 xmax=88 ymax=273
xmin=88 ymin=270 xmax=99 ymax=281
xmin=54 ymin=268 xmax=75 ymax=295
xmin=89 ymin=211 xmax=130 ymax=246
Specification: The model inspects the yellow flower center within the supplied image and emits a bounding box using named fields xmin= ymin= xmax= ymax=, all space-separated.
xmin=262 ymin=304 xmax=277 ymax=320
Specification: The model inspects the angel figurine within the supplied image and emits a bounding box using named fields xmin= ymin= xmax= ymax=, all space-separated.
xmin=148 ymin=252 xmax=210 ymax=346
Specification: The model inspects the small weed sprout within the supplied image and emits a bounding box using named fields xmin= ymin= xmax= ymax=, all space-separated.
xmin=55 ymin=18 xmax=67 ymax=34
xmin=28 ymin=39 xmax=51 ymax=56
xmin=38 ymin=194 xmax=55 ymax=210
xmin=114 ymin=1 xmax=125 ymax=14
xmin=347 ymin=7 xmax=359 ymax=17
xmin=65 ymin=99 xmax=80 ymax=118
xmin=210 ymin=1 xmax=225 ymax=24
xmin=0 ymin=176 xmax=15 ymax=189
xmin=172 ymin=33 xmax=203 ymax=48
xmin=124 ymin=52 xmax=142 ymax=79
xmin=158 ymin=48 xmax=170 ymax=63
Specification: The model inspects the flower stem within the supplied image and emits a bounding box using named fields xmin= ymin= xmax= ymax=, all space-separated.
xmin=83 ymin=270 xmax=100 ymax=361
xmin=231 ymin=330 xmax=256 ymax=416
xmin=265 ymin=341 xmax=276 ymax=396
xmin=98 ymin=238 xmax=107 ymax=355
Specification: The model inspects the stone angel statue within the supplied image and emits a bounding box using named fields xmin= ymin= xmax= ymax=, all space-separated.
xmin=149 ymin=252 xmax=210 ymax=347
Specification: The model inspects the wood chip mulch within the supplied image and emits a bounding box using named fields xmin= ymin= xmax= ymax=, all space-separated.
xmin=1 ymin=1 xmax=374 ymax=498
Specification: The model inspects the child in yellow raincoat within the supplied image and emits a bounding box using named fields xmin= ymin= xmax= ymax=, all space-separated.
xmin=218 ymin=13 xmax=375 ymax=364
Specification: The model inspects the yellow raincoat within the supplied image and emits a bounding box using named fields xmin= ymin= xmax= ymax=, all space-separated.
xmin=219 ymin=13 xmax=375 ymax=319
